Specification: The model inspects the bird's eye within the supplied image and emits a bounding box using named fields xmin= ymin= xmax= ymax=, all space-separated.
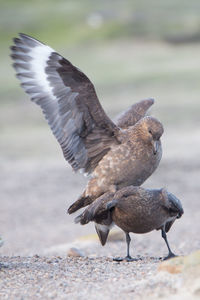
xmin=149 ymin=130 xmax=152 ymax=135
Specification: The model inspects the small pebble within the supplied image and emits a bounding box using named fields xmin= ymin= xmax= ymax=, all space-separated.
xmin=67 ymin=247 xmax=85 ymax=258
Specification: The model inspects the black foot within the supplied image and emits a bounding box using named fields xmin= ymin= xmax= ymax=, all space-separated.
xmin=163 ymin=252 xmax=177 ymax=260
xmin=113 ymin=256 xmax=139 ymax=262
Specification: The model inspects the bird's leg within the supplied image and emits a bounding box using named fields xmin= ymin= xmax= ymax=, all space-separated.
xmin=161 ymin=229 xmax=176 ymax=260
xmin=125 ymin=232 xmax=132 ymax=260
xmin=113 ymin=233 xmax=139 ymax=262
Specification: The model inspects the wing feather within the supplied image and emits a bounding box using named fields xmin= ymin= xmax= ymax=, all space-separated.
xmin=11 ymin=34 xmax=119 ymax=173
xmin=116 ymin=98 xmax=154 ymax=128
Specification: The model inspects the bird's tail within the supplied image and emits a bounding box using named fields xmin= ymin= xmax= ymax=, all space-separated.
xmin=74 ymin=206 xmax=95 ymax=225
xmin=68 ymin=193 xmax=92 ymax=214
xmin=75 ymin=214 xmax=110 ymax=246
xmin=95 ymin=223 xmax=110 ymax=246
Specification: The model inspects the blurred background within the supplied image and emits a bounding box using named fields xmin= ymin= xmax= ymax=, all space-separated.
xmin=1 ymin=0 xmax=200 ymax=256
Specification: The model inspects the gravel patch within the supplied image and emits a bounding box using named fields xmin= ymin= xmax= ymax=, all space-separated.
xmin=0 ymin=255 xmax=182 ymax=300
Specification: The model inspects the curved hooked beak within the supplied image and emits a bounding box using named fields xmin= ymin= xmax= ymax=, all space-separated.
xmin=177 ymin=207 xmax=184 ymax=218
xmin=152 ymin=140 xmax=160 ymax=155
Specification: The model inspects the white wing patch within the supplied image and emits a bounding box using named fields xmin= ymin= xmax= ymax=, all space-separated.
xmin=28 ymin=44 xmax=56 ymax=99
xmin=12 ymin=35 xmax=57 ymax=102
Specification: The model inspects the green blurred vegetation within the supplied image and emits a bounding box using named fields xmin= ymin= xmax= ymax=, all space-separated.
xmin=1 ymin=0 xmax=200 ymax=46
xmin=0 ymin=0 xmax=200 ymax=138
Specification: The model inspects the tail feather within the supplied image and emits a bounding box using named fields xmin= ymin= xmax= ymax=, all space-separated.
xmin=74 ymin=214 xmax=82 ymax=224
xmin=68 ymin=195 xmax=92 ymax=214
xmin=74 ymin=207 xmax=95 ymax=225
xmin=95 ymin=223 xmax=110 ymax=246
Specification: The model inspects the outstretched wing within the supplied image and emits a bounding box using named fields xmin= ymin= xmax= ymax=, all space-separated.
xmin=11 ymin=34 xmax=119 ymax=173
xmin=116 ymin=98 xmax=154 ymax=129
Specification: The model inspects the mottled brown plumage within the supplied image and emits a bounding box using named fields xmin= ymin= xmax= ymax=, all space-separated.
xmin=76 ymin=186 xmax=184 ymax=260
xmin=69 ymin=116 xmax=163 ymax=213
xmin=11 ymin=34 xmax=163 ymax=214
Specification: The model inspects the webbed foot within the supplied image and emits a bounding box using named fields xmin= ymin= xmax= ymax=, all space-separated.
xmin=163 ymin=252 xmax=177 ymax=260
xmin=113 ymin=255 xmax=140 ymax=262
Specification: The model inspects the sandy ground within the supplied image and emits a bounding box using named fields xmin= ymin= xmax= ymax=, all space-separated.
xmin=1 ymin=127 xmax=200 ymax=299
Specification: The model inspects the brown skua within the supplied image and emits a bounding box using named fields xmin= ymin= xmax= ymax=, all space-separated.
xmin=11 ymin=34 xmax=163 ymax=216
xmin=76 ymin=186 xmax=184 ymax=261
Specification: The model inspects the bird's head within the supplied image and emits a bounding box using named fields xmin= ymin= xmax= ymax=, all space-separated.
xmin=160 ymin=188 xmax=184 ymax=219
xmin=136 ymin=116 xmax=164 ymax=155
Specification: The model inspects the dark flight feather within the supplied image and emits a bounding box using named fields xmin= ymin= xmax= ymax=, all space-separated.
xmin=11 ymin=34 xmax=119 ymax=174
